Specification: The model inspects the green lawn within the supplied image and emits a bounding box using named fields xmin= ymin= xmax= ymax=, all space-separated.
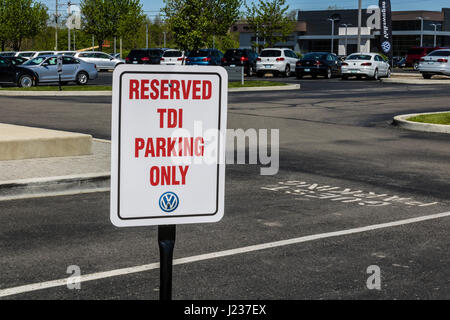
xmin=0 ymin=85 xmax=112 ymax=91
xmin=408 ymin=112 xmax=450 ymax=125
xmin=229 ymin=80 xmax=289 ymax=88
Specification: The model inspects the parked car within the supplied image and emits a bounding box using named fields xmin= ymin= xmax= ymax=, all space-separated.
xmin=125 ymin=48 xmax=167 ymax=65
xmin=15 ymin=51 xmax=37 ymax=58
xmin=0 ymin=51 xmax=16 ymax=57
xmin=419 ymin=49 xmax=450 ymax=79
xmin=406 ymin=47 xmax=446 ymax=70
xmin=1 ymin=56 xmax=29 ymax=65
xmin=22 ymin=55 xmax=98 ymax=85
xmin=222 ymin=48 xmax=258 ymax=76
xmin=295 ymin=52 xmax=341 ymax=79
xmin=160 ymin=49 xmax=185 ymax=65
xmin=256 ymin=48 xmax=299 ymax=77
xmin=74 ymin=51 xmax=124 ymax=71
xmin=393 ymin=56 xmax=406 ymax=68
xmin=0 ymin=56 xmax=38 ymax=87
xmin=341 ymin=53 xmax=391 ymax=80
xmin=185 ymin=49 xmax=223 ymax=66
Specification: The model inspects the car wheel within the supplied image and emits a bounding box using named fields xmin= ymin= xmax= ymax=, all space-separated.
xmin=422 ymin=73 xmax=432 ymax=79
xmin=326 ymin=68 xmax=332 ymax=79
xmin=247 ymin=67 xmax=254 ymax=77
xmin=76 ymin=72 xmax=89 ymax=85
xmin=18 ymin=75 xmax=34 ymax=88
xmin=284 ymin=65 xmax=291 ymax=77
xmin=372 ymin=69 xmax=379 ymax=80
xmin=413 ymin=61 xmax=419 ymax=71
xmin=386 ymin=68 xmax=391 ymax=78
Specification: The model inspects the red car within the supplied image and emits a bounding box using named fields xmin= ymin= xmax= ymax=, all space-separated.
xmin=406 ymin=47 xmax=447 ymax=70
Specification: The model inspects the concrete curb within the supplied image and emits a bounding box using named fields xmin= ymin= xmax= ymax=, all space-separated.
xmin=393 ymin=111 xmax=450 ymax=134
xmin=0 ymin=84 xmax=300 ymax=96
xmin=0 ymin=172 xmax=110 ymax=201
xmin=382 ymin=78 xmax=450 ymax=85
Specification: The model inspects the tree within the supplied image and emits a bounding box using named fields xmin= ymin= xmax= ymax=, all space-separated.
xmin=245 ymin=0 xmax=295 ymax=49
xmin=163 ymin=0 xmax=242 ymax=50
xmin=1 ymin=0 xmax=48 ymax=51
xmin=81 ymin=0 xmax=145 ymax=51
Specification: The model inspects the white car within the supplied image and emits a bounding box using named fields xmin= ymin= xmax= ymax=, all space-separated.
xmin=341 ymin=53 xmax=391 ymax=80
xmin=15 ymin=51 xmax=37 ymax=58
xmin=160 ymin=49 xmax=185 ymax=65
xmin=419 ymin=49 xmax=450 ymax=79
xmin=74 ymin=51 xmax=124 ymax=71
xmin=256 ymin=48 xmax=299 ymax=77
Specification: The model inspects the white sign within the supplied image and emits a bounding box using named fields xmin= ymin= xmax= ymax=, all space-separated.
xmin=57 ymin=55 xmax=63 ymax=74
xmin=111 ymin=65 xmax=228 ymax=227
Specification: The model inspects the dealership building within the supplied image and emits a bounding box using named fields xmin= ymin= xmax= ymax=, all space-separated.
xmin=234 ymin=8 xmax=450 ymax=56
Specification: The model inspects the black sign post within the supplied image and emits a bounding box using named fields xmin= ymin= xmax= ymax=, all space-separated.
xmin=158 ymin=225 xmax=176 ymax=300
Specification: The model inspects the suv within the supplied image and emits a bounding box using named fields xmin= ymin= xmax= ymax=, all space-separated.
xmin=406 ymin=47 xmax=446 ymax=70
xmin=256 ymin=48 xmax=299 ymax=77
xmin=0 ymin=56 xmax=38 ymax=87
xmin=222 ymin=48 xmax=258 ymax=76
xmin=126 ymin=48 xmax=167 ymax=65
xmin=185 ymin=49 xmax=223 ymax=66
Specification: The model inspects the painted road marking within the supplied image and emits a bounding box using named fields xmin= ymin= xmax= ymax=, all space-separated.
xmin=262 ymin=180 xmax=438 ymax=208
xmin=1 ymin=211 xmax=449 ymax=298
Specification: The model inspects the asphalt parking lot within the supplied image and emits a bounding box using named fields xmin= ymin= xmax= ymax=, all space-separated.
xmin=0 ymin=79 xmax=449 ymax=300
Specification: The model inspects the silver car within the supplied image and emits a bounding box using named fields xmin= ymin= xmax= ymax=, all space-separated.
xmin=419 ymin=49 xmax=450 ymax=79
xmin=21 ymin=55 xmax=98 ymax=85
xmin=74 ymin=51 xmax=124 ymax=71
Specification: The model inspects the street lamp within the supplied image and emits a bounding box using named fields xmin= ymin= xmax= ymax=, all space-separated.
xmin=328 ymin=17 xmax=339 ymax=54
xmin=341 ymin=23 xmax=352 ymax=56
xmin=430 ymin=23 xmax=441 ymax=47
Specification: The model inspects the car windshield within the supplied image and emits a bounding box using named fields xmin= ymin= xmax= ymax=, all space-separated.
xmin=189 ymin=50 xmax=210 ymax=57
xmin=303 ymin=53 xmax=327 ymax=60
xmin=23 ymin=57 xmax=46 ymax=65
xmin=428 ymin=50 xmax=450 ymax=57
xmin=260 ymin=50 xmax=281 ymax=57
xmin=225 ymin=49 xmax=246 ymax=57
xmin=163 ymin=50 xmax=182 ymax=57
xmin=347 ymin=54 xmax=372 ymax=60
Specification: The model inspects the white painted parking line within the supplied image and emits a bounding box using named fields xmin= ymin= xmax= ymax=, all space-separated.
xmin=1 ymin=211 xmax=449 ymax=298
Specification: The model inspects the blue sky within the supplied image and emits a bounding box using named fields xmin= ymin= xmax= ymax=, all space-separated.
xmin=41 ymin=0 xmax=450 ymax=17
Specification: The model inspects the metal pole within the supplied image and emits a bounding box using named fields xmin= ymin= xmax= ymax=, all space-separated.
xmin=73 ymin=29 xmax=76 ymax=51
xmin=68 ymin=1 xmax=71 ymax=51
xmin=331 ymin=20 xmax=334 ymax=54
xmin=163 ymin=32 xmax=166 ymax=48
xmin=114 ymin=37 xmax=117 ymax=55
xmin=158 ymin=225 xmax=176 ymax=301
xmin=120 ymin=37 xmax=122 ymax=59
xmin=419 ymin=17 xmax=424 ymax=47
xmin=345 ymin=26 xmax=348 ymax=55
xmin=357 ymin=0 xmax=362 ymax=52
xmin=68 ymin=28 xmax=71 ymax=51
xmin=55 ymin=0 xmax=59 ymax=51
xmin=92 ymin=35 xmax=94 ymax=51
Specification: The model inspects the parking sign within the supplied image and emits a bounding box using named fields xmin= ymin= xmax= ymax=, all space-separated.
xmin=110 ymin=65 xmax=228 ymax=227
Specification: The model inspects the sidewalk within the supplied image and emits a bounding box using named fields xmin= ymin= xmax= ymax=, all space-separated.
xmin=0 ymin=140 xmax=111 ymax=201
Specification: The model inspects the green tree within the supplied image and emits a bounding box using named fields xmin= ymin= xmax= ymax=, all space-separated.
xmin=245 ymin=0 xmax=295 ymax=49
xmin=1 ymin=0 xmax=48 ymax=51
xmin=163 ymin=0 xmax=242 ymax=50
xmin=80 ymin=0 xmax=145 ymax=51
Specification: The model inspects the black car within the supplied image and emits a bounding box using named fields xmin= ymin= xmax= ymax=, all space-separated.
xmin=296 ymin=52 xmax=342 ymax=79
xmin=125 ymin=48 xmax=167 ymax=65
xmin=222 ymin=48 xmax=258 ymax=76
xmin=0 ymin=56 xmax=38 ymax=87
xmin=2 ymin=56 xmax=29 ymax=66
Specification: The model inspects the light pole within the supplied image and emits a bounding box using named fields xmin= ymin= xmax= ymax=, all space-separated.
xmin=417 ymin=17 xmax=424 ymax=47
xmin=328 ymin=18 xmax=339 ymax=54
xmin=357 ymin=0 xmax=362 ymax=52
xmin=430 ymin=23 xmax=441 ymax=47
xmin=341 ymin=23 xmax=352 ymax=56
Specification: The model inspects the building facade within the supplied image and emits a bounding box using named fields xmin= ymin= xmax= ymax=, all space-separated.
xmin=234 ymin=8 xmax=450 ymax=56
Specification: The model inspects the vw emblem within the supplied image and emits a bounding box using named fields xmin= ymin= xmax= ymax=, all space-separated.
xmin=381 ymin=41 xmax=391 ymax=53
xmin=159 ymin=192 xmax=179 ymax=213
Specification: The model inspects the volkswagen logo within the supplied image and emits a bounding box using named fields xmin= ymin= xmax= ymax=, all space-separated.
xmin=159 ymin=192 xmax=179 ymax=213
xmin=381 ymin=41 xmax=391 ymax=53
